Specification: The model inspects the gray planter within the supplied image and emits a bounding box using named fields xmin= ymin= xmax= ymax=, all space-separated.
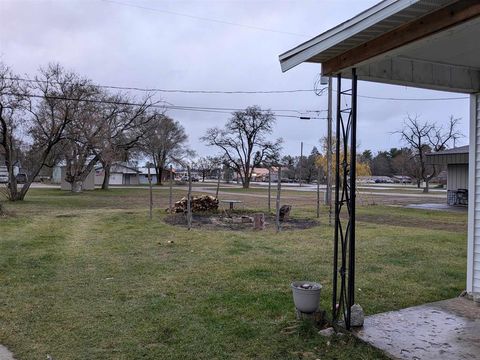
xmin=291 ymin=281 xmax=322 ymax=313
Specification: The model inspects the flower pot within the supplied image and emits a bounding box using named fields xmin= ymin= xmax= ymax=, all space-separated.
xmin=291 ymin=281 xmax=322 ymax=313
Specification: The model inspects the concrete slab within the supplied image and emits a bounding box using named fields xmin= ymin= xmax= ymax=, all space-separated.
xmin=354 ymin=297 xmax=480 ymax=360
xmin=0 ymin=345 xmax=15 ymax=360
xmin=405 ymin=203 xmax=467 ymax=212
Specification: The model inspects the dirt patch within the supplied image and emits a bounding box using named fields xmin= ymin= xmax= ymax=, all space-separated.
xmin=164 ymin=210 xmax=319 ymax=231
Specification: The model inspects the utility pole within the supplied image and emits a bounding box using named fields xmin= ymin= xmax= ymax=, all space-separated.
xmin=327 ymin=76 xmax=333 ymax=225
xmin=299 ymin=141 xmax=303 ymax=187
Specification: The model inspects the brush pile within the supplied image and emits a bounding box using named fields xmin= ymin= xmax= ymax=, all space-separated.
xmin=172 ymin=195 xmax=219 ymax=213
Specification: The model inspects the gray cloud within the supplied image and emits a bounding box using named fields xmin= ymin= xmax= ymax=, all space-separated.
xmin=0 ymin=0 xmax=469 ymax=159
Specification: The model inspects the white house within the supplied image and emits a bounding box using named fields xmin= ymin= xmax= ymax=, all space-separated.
xmin=60 ymin=166 xmax=95 ymax=191
xmin=279 ymin=0 xmax=480 ymax=353
xmin=95 ymin=163 xmax=140 ymax=186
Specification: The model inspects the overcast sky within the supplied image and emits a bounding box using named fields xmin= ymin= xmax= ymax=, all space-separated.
xmin=0 ymin=0 xmax=470 ymax=159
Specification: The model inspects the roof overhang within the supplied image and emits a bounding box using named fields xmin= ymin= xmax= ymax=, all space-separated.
xmin=426 ymin=145 xmax=469 ymax=165
xmin=279 ymin=0 xmax=480 ymax=93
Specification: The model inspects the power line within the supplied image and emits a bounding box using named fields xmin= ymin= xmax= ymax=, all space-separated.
xmin=5 ymin=76 xmax=316 ymax=95
xmin=7 ymin=76 xmax=467 ymax=101
xmin=100 ymin=0 xmax=307 ymax=37
xmin=2 ymin=92 xmax=327 ymax=120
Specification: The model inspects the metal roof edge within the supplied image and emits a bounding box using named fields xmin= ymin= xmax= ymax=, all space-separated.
xmin=279 ymin=0 xmax=420 ymax=73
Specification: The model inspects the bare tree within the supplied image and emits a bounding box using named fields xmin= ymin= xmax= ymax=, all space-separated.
xmin=96 ymin=93 xmax=159 ymax=190
xmin=396 ymin=114 xmax=462 ymax=192
xmin=0 ymin=64 xmax=27 ymax=201
xmin=141 ymin=115 xmax=192 ymax=185
xmin=201 ymin=106 xmax=282 ymax=189
xmin=194 ymin=156 xmax=222 ymax=182
xmin=0 ymin=63 xmax=95 ymax=200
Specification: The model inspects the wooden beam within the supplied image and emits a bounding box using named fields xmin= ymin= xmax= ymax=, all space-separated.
xmin=322 ymin=1 xmax=480 ymax=75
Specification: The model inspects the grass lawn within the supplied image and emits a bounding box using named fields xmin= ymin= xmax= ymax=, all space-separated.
xmin=0 ymin=188 xmax=467 ymax=359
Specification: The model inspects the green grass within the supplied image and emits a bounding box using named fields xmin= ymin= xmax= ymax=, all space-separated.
xmin=0 ymin=188 xmax=467 ymax=359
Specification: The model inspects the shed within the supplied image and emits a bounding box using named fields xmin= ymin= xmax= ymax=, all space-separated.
xmin=278 ymin=0 xmax=480 ymax=340
xmin=427 ymin=145 xmax=469 ymax=205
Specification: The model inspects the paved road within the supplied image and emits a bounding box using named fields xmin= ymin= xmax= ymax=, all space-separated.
xmin=29 ymin=182 xmax=445 ymax=199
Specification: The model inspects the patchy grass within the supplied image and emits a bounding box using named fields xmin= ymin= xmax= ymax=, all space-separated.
xmin=0 ymin=188 xmax=467 ymax=359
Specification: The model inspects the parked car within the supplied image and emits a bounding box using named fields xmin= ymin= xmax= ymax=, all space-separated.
xmin=181 ymin=175 xmax=199 ymax=182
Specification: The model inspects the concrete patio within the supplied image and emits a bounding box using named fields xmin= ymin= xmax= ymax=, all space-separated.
xmin=354 ymin=297 xmax=480 ymax=360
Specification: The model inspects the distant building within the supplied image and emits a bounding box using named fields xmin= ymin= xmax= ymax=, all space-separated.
xmin=60 ymin=166 xmax=95 ymax=191
xmin=137 ymin=167 xmax=175 ymax=184
xmin=426 ymin=146 xmax=468 ymax=205
xmin=95 ymin=163 xmax=140 ymax=186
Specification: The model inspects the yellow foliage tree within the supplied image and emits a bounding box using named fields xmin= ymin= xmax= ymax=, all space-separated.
xmin=315 ymin=151 xmax=371 ymax=177
xmin=316 ymin=136 xmax=371 ymax=177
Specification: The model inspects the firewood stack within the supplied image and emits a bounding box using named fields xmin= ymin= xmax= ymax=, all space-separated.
xmin=172 ymin=195 xmax=219 ymax=213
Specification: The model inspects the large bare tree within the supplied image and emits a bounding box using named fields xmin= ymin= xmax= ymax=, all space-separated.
xmin=0 ymin=63 xmax=95 ymax=200
xmin=201 ymin=106 xmax=282 ymax=188
xmin=396 ymin=114 xmax=462 ymax=192
xmin=0 ymin=64 xmax=27 ymax=201
xmin=88 ymin=93 xmax=158 ymax=190
xmin=140 ymin=115 xmax=192 ymax=185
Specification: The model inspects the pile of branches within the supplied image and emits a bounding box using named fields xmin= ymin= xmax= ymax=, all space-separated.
xmin=172 ymin=195 xmax=219 ymax=213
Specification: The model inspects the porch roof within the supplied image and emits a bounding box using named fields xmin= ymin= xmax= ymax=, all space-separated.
xmin=279 ymin=0 xmax=480 ymax=93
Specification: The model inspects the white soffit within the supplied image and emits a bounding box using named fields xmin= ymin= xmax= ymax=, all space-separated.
xmin=279 ymin=0 xmax=456 ymax=73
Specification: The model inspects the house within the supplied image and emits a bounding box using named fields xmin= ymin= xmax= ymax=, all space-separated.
xmin=279 ymin=0 xmax=480 ymax=355
xmin=427 ymin=145 xmax=469 ymax=205
xmin=95 ymin=163 xmax=140 ymax=186
xmin=137 ymin=167 xmax=175 ymax=184
xmin=235 ymin=167 xmax=282 ymax=182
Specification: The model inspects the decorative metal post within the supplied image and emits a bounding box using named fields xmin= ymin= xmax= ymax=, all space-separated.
xmin=332 ymin=68 xmax=358 ymax=330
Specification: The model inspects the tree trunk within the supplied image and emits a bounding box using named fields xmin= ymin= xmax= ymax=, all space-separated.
xmin=72 ymin=181 xmax=83 ymax=193
xmin=102 ymin=163 xmax=111 ymax=190
xmin=158 ymin=167 xmax=163 ymax=186
xmin=423 ymin=180 xmax=429 ymax=193
xmin=6 ymin=164 xmax=18 ymax=201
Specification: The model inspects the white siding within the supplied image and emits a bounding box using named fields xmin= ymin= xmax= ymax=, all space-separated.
xmin=468 ymin=94 xmax=480 ymax=293
xmin=109 ymin=173 xmax=123 ymax=185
